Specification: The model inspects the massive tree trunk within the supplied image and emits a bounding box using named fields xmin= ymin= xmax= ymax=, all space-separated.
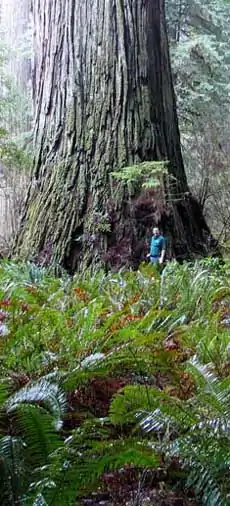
xmin=15 ymin=0 xmax=210 ymax=271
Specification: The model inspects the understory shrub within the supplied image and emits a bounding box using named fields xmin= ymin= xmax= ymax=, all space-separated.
xmin=0 ymin=259 xmax=229 ymax=505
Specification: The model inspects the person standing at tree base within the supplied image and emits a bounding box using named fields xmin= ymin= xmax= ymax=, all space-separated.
xmin=147 ymin=227 xmax=166 ymax=267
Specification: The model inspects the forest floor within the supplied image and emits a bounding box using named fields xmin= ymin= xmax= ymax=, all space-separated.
xmin=0 ymin=258 xmax=229 ymax=506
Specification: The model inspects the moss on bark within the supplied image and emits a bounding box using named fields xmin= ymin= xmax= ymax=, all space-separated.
xmin=15 ymin=0 xmax=211 ymax=272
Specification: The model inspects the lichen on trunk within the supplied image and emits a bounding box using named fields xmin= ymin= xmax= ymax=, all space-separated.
xmin=15 ymin=0 xmax=210 ymax=271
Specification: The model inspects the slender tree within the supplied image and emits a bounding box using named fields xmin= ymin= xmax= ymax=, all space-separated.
xmin=0 ymin=0 xmax=32 ymax=133
xmin=16 ymin=0 xmax=210 ymax=271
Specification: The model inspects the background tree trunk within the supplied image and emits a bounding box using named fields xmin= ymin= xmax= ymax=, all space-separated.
xmin=15 ymin=0 xmax=210 ymax=271
xmin=0 ymin=0 xmax=32 ymax=134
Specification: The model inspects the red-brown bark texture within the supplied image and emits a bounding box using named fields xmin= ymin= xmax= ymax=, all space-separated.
xmin=15 ymin=0 xmax=211 ymax=271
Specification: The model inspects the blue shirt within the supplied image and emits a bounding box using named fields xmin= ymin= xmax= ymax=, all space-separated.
xmin=150 ymin=235 xmax=166 ymax=257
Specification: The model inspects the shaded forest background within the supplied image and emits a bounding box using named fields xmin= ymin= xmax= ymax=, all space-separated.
xmin=0 ymin=0 xmax=230 ymax=257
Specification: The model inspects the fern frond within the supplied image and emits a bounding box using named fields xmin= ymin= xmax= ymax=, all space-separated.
xmin=44 ymin=437 xmax=159 ymax=506
xmin=6 ymin=380 xmax=66 ymax=424
xmin=0 ymin=435 xmax=27 ymax=503
xmin=169 ymin=435 xmax=229 ymax=506
xmin=187 ymin=463 xmax=223 ymax=506
xmin=33 ymin=494 xmax=48 ymax=506
xmin=110 ymin=385 xmax=197 ymax=428
xmin=0 ymin=379 xmax=10 ymax=409
xmin=16 ymin=404 xmax=63 ymax=464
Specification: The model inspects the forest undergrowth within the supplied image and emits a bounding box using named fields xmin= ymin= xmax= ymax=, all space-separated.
xmin=0 ymin=258 xmax=230 ymax=506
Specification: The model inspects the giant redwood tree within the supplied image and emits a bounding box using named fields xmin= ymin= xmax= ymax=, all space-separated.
xmin=16 ymin=0 xmax=210 ymax=271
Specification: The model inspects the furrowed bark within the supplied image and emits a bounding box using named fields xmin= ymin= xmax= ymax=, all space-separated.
xmin=15 ymin=0 xmax=210 ymax=271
